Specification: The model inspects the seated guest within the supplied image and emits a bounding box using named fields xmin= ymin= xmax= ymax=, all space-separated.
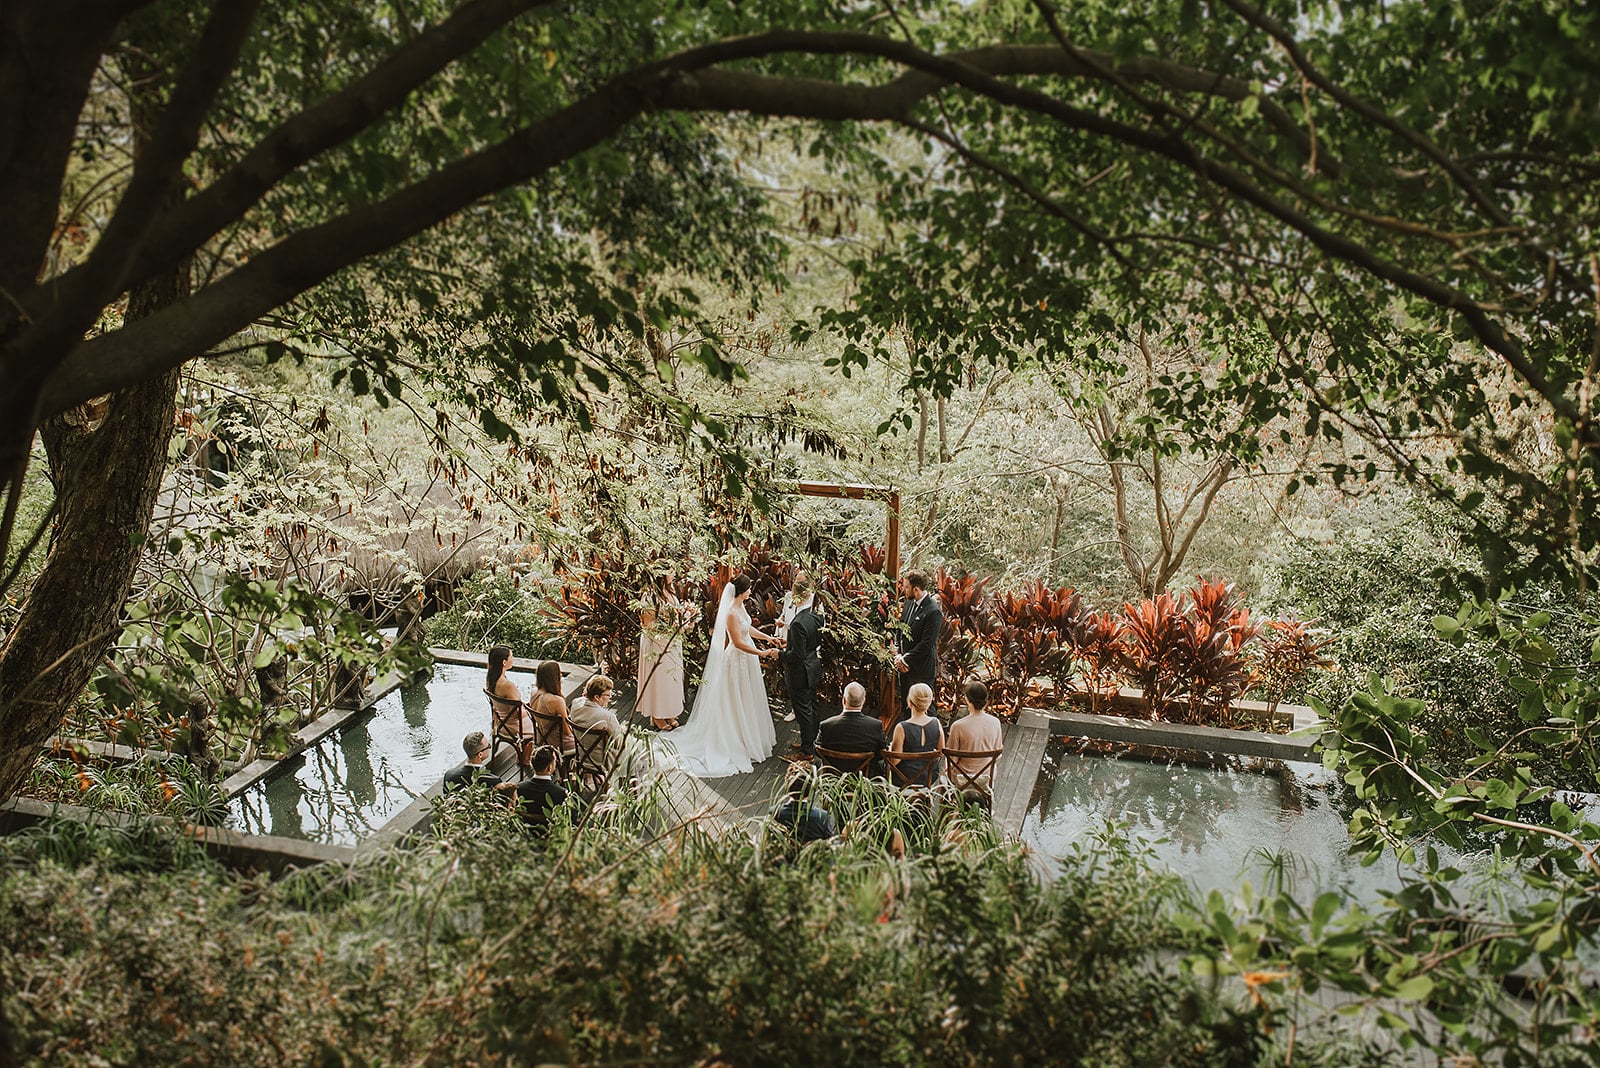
xmin=487 ymin=645 xmax=535 ymax=766
xmin=531 ymin=660 xmax=576 ymax=757
xmin=959 ymin=785 xmax=993 ymax=813
xmin=890 ymin=682 xmax=944 ymax=787
xmin=817 ymin=681 xmax=889 ymax=774
xmin=443 ymin=730 xmax=505 ymax=791
xmin=568 ymin=674 xmax=624 ymax=778
xmin=946 ymin=679 xmax=1004 ymax=789
xmin=515 ymin=745 xmax=569 ymax=832
xmin=771 ymin=765 xmax=836 ymax=844
xmin=941 ymin=787 xmax=995 ymax=850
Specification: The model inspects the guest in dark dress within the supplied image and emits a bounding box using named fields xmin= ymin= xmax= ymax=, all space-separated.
xmin=515 ymin=745 xmax=569 ymax=833
xmin=889 ymin=682 xmax=944 ymax=787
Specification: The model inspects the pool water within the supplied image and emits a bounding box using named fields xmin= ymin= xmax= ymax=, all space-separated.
xmin=1021 ymin=742 xmax=1410 ymax=902
xmin=228 ymin=662 xmax=530 ymax=845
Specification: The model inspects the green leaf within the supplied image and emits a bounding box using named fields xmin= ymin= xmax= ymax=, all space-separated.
xmin=1392 ymin=974 xmax=1434 ymax=1001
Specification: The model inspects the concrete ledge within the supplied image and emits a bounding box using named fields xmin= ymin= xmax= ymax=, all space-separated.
xmin=0 ymin=796 xmax=355 ymax=875
xmin=1058 ymin=687 xmax=1317 ymax=733
xmin=46 ymin=736 xmax=184 ymax=766
xmin=1045 ymin=709 xmax=1323 ymax=762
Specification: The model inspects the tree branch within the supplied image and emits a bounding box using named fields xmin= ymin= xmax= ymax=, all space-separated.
xmin=23 ymin=0 xmax=561 ymax=340
xmin=64 ymin=1 xmax=263 ymax=341
xmin=30 ymin=25 xmax=1576 ymax=450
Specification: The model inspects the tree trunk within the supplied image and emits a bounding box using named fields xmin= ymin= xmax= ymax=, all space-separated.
xmin=0 ymin=357 xmax=183 ymax=799
xmin=915 ymin=390 xmax=929 ymax=472
xmin=0 ymin=45 xmax=190 ymax=801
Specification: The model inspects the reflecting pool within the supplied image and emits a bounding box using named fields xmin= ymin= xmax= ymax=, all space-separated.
xmin=228 ymin=661 xmax=529 ymax=845
xmin=1021 ymin=740 xmax=1408 ymax=902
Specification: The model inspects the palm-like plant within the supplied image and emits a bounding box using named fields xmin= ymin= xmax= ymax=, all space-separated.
xmin=1118 ymin=593 xmax=1187 ymax=719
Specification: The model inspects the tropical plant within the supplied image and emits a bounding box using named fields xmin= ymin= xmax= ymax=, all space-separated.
xmin=1070 ymin=610 xmax=1127 ymax=716
xmin=1173 ymin=580 xmax=1260 ymax=726
xmin=425 ymin=568 xmax=562 ymax=657
xmin=1119 ymin=592 xmax=1189 ymax=719
xmin=1252 ymin=617 xmax=1332 ymax=717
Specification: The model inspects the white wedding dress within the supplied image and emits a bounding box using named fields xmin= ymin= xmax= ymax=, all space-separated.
xmin=664 ymin=585 xmax=775 ymax=777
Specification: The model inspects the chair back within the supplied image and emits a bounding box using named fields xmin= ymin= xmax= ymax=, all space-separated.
xmin=528 ymin=697 xmax=571 ymax=751
xmin=815 ymin=746 xmax=876 ymax=776
xmin=883 ymin=748 xmax=943 ymax=789
xmin=941 ymin=745 xmax=1003 ymax=796
xmin=571 ymin=725 xmax=613 ymax=785
xmin=485 ymin=688 xmax=533 ymax=776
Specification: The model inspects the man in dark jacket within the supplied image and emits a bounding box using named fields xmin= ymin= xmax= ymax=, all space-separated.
xmin=817 ymin=681 xmax=888 ymax=774
xmin=443 ymin=731 xmax=505 ymax=791
xmin=893 ymin=570 xmax=944 ymax=723
xmin=783 ymin=577 xmax=825 ymax=760
xmin=514 ymin=745 xmax=569 ymax=834
xmin=771 ymin=764 xmax=836 ymax=844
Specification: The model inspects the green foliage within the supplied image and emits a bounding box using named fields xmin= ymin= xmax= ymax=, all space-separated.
xmin=1181 ymin=662 xmax=1600 ymax=1065
xmin=82 ymin=571 xmax=420 ymax=767
xmin=0 ymin=444 xmax=52 ymax=614
xmin=26 ymin=755 xmax=228 ymax=825
xmin=0 ymin=779 xmax=1389 ymax=1067
xmin=425 ymin=568 xmax=564 ymax=657
xmin=1269 ymin=516 xmax=1595 ymax=788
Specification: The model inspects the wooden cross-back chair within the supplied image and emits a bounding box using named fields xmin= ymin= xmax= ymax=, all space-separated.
xmin=941 ymin=746 xmax=1003 ymax=798
xmin=570 ymin=725 xmax=613 ymax=792
xmin=528 ymin=697 xmax=576 ymax=779
xmin=882 ymin=748 xmax=943 ymax=790
xmin=485 ymin=688 xmax=534 ymax=779
xmin=815 ymin=746 xmax=877 ymax=777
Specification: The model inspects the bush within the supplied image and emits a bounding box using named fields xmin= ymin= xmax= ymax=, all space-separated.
xmin=427 ymin=568 xmax=567 ymax=656
xmin=0 ymin=782 xmax=1393 ymax=1067
xmin=24 ymin=755 xmax=229 ymax=824
xmin=1267 ymin=520 xmax=1596 ymax=789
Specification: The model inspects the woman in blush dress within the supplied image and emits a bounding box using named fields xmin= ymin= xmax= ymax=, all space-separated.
xmin=638 ymin=586 xmax=690 ymax=731
xmin=666 ymin=574 xmax=782 ymax=777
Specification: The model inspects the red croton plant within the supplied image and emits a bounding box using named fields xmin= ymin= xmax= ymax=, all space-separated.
xmin=548 ymin=544 xmax=1325 ymax=728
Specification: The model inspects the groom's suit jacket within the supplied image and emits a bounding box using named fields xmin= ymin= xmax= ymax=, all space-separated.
xmin=898 ymin=594 xmax=944 ymax=686
xmin=783 ymin=605 xmax=823 ymax=687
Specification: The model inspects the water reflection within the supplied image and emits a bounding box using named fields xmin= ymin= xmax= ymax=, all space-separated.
xmin=1039 ymin=741 xmax=1323 ymax=856
xmin=1023 ymin=738 xmax=1372 ymax=901
xmin=401 ymin=675 xmax=433 ymax=756
xmin=226 ymin=663 xmax=537 ymax=845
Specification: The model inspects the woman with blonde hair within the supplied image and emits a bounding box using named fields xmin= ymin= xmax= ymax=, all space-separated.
xmin=889 ymin=682 xmax=943 ymax=788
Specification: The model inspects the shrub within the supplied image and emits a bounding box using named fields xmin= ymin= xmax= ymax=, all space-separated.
xmin=0 ymin=785 xmax=1396 ymax=1067
xmin=427 ymin=568 xmax=565 ymax=657
xmin=1267 ymin=523 xmax=1595 ymax=788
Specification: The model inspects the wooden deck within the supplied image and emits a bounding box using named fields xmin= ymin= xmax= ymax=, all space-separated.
xmin=597 ymin=682 xmax=1052 ymax=837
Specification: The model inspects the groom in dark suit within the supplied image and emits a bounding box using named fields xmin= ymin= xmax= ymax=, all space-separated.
xmin=783 ymin=577 xmax=824 ymax=760
xmin=893 ymin=569 xmax=943 ymax=725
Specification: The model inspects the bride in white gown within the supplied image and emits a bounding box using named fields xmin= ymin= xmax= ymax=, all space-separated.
xmin=666 ymin=574 xmax=781 ymax=777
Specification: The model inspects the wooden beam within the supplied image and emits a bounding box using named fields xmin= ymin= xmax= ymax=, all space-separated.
xmin=793 ymin=481 xmax=896 ymax=501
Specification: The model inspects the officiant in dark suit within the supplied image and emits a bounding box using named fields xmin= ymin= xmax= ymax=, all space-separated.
xmin=783 ymin=577 xmax=825 ymax=760
xmin=893 ymin=569 xmax=943 ymax=725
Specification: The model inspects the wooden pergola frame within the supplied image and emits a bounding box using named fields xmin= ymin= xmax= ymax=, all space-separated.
xmin=792 ymin=481 xmax=901 ymax=722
